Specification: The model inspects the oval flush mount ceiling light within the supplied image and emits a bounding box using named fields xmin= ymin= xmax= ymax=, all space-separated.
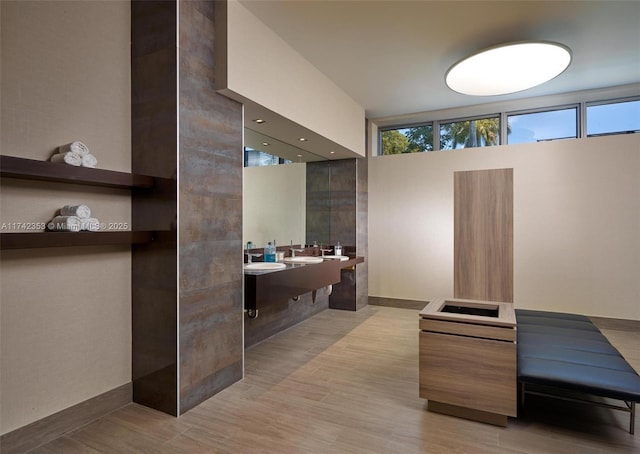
xmin=445 ymin=41 xmax=572 ymax=96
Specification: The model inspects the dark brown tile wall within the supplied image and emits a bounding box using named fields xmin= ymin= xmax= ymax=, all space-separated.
xmin=244 ymin=293 xmax=330 ymax=348
xmin=328 ymin=159 xmax=357 ymax=246
xmin=355 ymin=154 xmax=369 ymax=311
xmin=306 ymin=158 xmax=368 ymax=312
xmin=178 ymin=0 xmax=243 ymax=414
xmin=132 ymin=0 xmax=243 ymax=416
xmin=131 ymin=0 xmax=179 ymax=416
xmin=306 ymin=162 xmax=331 ymax=245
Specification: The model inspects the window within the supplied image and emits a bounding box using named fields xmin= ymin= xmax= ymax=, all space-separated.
xmin=439 ymin=116 xmax=500 ymax=150
xmin=376 ymin=92 xmax=636 ymax=157
xmin=587 ymin=99 xmax=640 ymax=137
xmin=244 ymin=148 xmax=291 ymax=167
xmin=507 ymin=107 xmax=577 ymax=144
xmin=380 ymin=124 xmax=433 ymax=155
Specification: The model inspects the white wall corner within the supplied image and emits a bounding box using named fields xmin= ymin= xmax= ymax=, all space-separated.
xmin=220 ymin=0 xmax=366 ymax=157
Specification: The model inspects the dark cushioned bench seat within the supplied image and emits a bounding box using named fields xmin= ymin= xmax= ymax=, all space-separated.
xmin=516 ymin=309 xmax=640 ymax=433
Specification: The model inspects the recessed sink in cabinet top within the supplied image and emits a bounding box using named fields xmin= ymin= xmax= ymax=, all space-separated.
xmin=284 ymin=256 xmax=324 ymax=264
xmin=244 ymin=255 xmax=365 ymax=316
xmin=322 ymin=255 xmax=349 ymax=261
xmin=244 ymin=262 xmax=286 ymax=271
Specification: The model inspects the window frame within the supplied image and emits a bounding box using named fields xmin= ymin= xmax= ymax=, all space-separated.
xmin=505 ymin=103 xmax=580 ymax=145
xmin=585 ymin=96 xmax=640 ymax=138
xmin=436 ymin=113 xmax=502 ymax=150
xmin=378 ymin=121 xmax=435 ymax=155
xmin=374 ymin=91 xmax=639 ymax=157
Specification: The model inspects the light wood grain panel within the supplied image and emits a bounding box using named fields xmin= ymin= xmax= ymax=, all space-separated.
xmin=419 ymin=331 xmax=517 ymax=417
xmin=419 ymin=297 xmax=516 ymax=327
xmin=419 ymin=318 xmax=516 ymax=342
xmin=454 ymin=168 xmax=513 ymax=303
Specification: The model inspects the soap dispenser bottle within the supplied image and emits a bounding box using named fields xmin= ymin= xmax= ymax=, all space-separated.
xmin=334 ymin=241 xmax=342 ymax=257
xmin=264 ymin=242 xmax=276 ymax=262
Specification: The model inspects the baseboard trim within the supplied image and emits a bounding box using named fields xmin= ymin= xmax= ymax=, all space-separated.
xmin=368 ymin=296 xmax=428 ymax=310
xmin=1 ymin=382 xmax=132 ymax=454
xmin=590 ymin=316 xmax=640 ymax=332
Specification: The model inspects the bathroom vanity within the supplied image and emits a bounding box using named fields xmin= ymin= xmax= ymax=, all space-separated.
xmin=244 ymin=255 xmax=364 ymax=318
xmin=419 ymin=298 xmax=517 ymax=426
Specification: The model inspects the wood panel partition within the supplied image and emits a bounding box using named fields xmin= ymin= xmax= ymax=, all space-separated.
xmin=454 ymin=168 xmax=513 ymax=303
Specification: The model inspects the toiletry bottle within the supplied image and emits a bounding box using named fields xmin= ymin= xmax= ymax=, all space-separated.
xmin=264 ymin=242 xmax=276 ymax=262
xmin=334 ymin=242 xmax=342 ymax=256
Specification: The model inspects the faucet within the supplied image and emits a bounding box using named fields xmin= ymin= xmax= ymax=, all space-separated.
xmin=290 ymin=240 xmax=305 ymax=257
xmin=246 ymin=252 xmax=262 ymax=264
xmin=319 ymin=243 xmax=332 ymax=257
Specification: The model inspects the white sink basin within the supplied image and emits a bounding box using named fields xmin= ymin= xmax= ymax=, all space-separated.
xmin=244 ymin=262 xmax=286 ymax=271
xmin=322 ymin=255 xmax=349 ymax=261
xmin=284 ymin=256 xmax=324 ymax=264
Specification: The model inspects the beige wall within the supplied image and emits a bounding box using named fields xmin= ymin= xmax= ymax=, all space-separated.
xmin=0 ymin=1 xmax=131 ymax=434
xmin=243 ymin=163 xmax=306 ymax=248
xmin=222 ymin=0 xmax=365 ymax=157
xmin=369 ymin=134 xmax=640 ymax=320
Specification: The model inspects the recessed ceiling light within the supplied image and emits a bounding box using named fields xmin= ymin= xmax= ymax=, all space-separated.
xmin=297 ymin=154 xmax=303 ymax=157
xmin=262 ymin=142 xmax=270 ymax=146
xmin=330 ymin=151 xmax=335 ymax=154
xmin=445 ymin=41 xmax=571 ymax=96
xmin=253 ymin=119 xmax=266 ymax=124
xmin=298 ymin=137 xmax=307 ymax=142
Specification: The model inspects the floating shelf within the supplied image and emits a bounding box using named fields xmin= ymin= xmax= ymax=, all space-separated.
xmin=0 ymin=155 xmax=155 ymax=189
xmin=0 ymin=231 xmax=155 ymax=250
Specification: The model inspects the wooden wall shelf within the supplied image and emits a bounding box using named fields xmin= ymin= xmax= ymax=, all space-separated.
xmin=0 ymin=155 xmax=165 ymax=250
xmin=0 ymin=231 xmax=155 ymax=250
xmin=0 ymin=155 xmax=155 ymax=189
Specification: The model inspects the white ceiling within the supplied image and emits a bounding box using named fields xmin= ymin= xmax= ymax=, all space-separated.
xmin=239 ymin=0 xmax=640 ymax=121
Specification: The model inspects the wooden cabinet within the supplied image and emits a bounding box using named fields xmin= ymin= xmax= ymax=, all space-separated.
xmin=419 ymin=298 xmax=517 ymax=426
xmin=244 ymin=256 xmax=364 ymax=318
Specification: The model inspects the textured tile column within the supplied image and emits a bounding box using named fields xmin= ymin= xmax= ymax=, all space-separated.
xmin=307 ymin=158 xmax=368 ymax=311
xmin=131 ymin=0 xmax=243 ymax=416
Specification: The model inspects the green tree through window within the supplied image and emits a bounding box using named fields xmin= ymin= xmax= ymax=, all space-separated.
xmin=440 ymin=118 xmax=501 ymax=150
xmin=405 ymin=126 xmax=434 ymax=152
xmin=381 ymin=119 xmax=504 ymax=154
xmin=381 ymin=125 xmax=433 ymax=155
xmin=380 ymin=129 xmax=409 ymax=154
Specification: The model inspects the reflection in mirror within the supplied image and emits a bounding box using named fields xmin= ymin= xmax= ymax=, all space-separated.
xmin=244 ymin=128 xmax=327 ymax=163
xmin=305 ymin=161 xmax=331 ymax=246
xmin=243 ymin=127 xmax=332 ymax=250
xmin=242 ymin=128 xmax=306 ymax=252
xmin=243 ymin=162 xmax=306 ymax=249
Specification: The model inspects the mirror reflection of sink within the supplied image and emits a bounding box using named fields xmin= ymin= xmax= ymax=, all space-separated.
xmin=244 ymin=262 xmax=287 ymax=271
xmin=284 ymin=256 xmax=324 ymax=264
xmin=322 ymin=255 xmax=349 ymax=261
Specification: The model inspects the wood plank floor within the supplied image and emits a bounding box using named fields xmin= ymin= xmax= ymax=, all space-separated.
xmin=34 ymin=306 xmax=640 ymax=453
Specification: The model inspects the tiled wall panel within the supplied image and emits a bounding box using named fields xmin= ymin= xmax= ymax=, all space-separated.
xmin=131 ymin=0 xmax=179 ymax=416
xmin=178 ymin=0 xmax=243 ymax=414
xmin=132 ymin=0 xmax=243 ymax=416
xmin=306 ymin=158 xmax=368 ymax=312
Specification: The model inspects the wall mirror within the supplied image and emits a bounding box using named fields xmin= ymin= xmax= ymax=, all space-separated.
xmin=243 ymin=129 xmax=328 ymax=250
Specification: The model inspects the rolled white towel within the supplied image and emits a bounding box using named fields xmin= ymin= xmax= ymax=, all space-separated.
xmin=60 ymin=204 xmax=91 ymax=219
xmin=80 ymin=217 xmax=100 ymax=232
xmin=50 ymin=152 xmax=82 ymax=166
xmin=58 ymin=141 xmax=90 ymax=156
xmin=81 ymin=153 xmax=97 ymax=168
xmin=47 ymin=215 xmax=82 ymax=232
